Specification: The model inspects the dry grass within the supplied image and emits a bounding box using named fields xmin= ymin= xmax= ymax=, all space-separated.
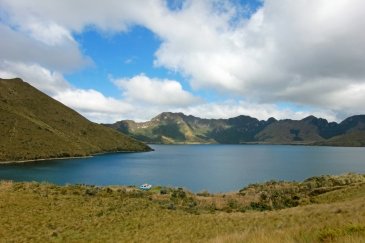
xmin=1 ymin=174 xmax=365 ymax=242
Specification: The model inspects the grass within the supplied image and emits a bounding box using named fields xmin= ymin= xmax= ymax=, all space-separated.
xmin=1 ymin=173 xmax=365 ymax=242
xmin=0 ymin=78 xmax=151 ymax=162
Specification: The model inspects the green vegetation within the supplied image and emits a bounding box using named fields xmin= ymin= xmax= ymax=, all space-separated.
xmin=1 ymin=173 xmax=365 ymax=242
xmin=315 ymin=131 xmax=365 ymax=147
xmin=106 ymin=112 xmax=218 ymax=144
xmin=0 ymin=78 xmax=151 ymax=162
xmin=106 ymin=112 xmax=365 ymax=146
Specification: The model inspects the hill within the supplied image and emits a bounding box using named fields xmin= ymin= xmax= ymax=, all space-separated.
xmin=1 ymin=173 xmax=365 ymax=242
xmin=105 ymin=112 xmax=365 ymax=146
xmin=0 ymin=78 xmax=151 ymax=162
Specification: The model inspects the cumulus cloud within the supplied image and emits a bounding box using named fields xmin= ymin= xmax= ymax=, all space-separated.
xmin=53 ymin=89 xmax=134 ymax=123
xmin=23 ymin=21 xmax=76 ymax=46
xmin=116 ymin=100 xmax=338 ymax=123
xmin=114 ymin=74 xmax=200 ymax=106
xmin=0 ymin=61 xmax=70 ymax=95
xmin=0 ymin=0 xmax=158 ymax=32
xmin=176 ymin=100 xmax=338 ymax=122
xmin=1 ymin=0 xmax=365 ymax=122
xmin=0 ymin=23 xmax=90 ymax=72
xmin=147 ymin=0 xmax=365 ymax=108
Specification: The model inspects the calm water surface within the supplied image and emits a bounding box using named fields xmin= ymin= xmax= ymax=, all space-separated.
xmin=1 ymin=145 xmax=365 ymax=192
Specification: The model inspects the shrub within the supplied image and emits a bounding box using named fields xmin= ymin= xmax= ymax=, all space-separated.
xmin=171 ymin=188 xmax=186 ymax=200
xmin=249 ymin=202 xmax=272 ymax=211
xmin=160 ymin=188 xmax=168 ymax=195
xmin=227 ymin=199 xmax=239 ymax=209
xmin=84 ymin=188 xmax=98 ymax=196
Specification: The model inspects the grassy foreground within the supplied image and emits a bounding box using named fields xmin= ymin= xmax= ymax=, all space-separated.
xmin=1 ymin=174 xmax=365 ymax=242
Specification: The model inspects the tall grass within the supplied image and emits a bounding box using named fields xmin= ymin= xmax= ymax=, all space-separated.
xmin=0 ymin=173 xmax=365 ymax=242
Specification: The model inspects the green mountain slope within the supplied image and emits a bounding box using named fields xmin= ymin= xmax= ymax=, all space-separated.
xmin=255 ymin=117 xmax=325 ymax=144
xmin=313 ymin=115 xmax=365 ymax=146
xmin=106 ymin=112 xmax=221 ymax=144
xmin=106 ymin=112 xmax=365 ymax=146
xmin=318 ymin=131 xmax=365 ymax=146
xmin=0 ymin=78 xmax=151 ymax=162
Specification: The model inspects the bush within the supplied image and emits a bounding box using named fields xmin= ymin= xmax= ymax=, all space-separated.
xmin=160 ymin=188 xmax=168 ymax=195
xmin=227 ymin=199 xmax=239 ymax=209
xmin=171 ymin=188 xmax=186 ymax=200
xmin=249 ymin=202 xmax=272 ymax=211
xmin=84 ymin=188 xmax=98 ymax=196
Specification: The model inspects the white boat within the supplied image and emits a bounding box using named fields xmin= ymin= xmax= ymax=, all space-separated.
xmin=139 ymin=184 xmax=152 ymax=190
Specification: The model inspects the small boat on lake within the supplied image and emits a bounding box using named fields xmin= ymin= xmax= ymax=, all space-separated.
xmin=139 ymin=184 xmax=152 ymax=190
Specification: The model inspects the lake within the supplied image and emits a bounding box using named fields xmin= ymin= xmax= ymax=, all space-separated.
xmin=1 ymin=145 xmax=365 ymax=192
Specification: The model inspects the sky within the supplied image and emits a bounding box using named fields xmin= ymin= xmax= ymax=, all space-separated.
xmin=1 ymin=0 xmax=365 ymax=123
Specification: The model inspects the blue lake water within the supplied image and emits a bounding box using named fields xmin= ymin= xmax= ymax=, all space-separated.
xmin=1 ymin=145 xmax=365 ymax=192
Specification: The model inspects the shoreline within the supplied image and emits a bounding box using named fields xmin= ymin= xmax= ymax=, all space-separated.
xmin=0 ymin=172 xmax=363 ymax=194
xmin=147 ymin=142 xmax=365 ymax=148
xmin=0 ymin=155 xmax=92 ymax=165
xmin=0 ymin=149 xmax=153 ymax=165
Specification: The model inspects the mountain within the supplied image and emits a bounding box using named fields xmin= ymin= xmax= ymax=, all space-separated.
xmin=314 ymin=115 xmax=365 ymax=146
xmin=106 ymin=112 xmax=226 ymax=144
xmin=0 ymin=78 xmax=151 ymax=162
xmin=105 ymin=112 xmax=365 ymax=146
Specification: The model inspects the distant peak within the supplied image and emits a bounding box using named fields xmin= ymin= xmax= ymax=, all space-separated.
xmin=152 ymin=112 xmax=186 ymax=121
xmin=228 ymin=115 xmax=250 ymax=119
xmin=228 ymin=115 xmax=257 ymax=121
xmin=267 ymin=117 xmax=278 ymax=123
xmin=302 ymin=115 xmax=318 ymax=122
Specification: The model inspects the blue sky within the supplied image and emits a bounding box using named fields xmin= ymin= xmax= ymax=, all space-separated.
xmin=1 ymin=0 xmax=364 ymax=122
xmin=67 ymin=26 xmax=167 ymax=98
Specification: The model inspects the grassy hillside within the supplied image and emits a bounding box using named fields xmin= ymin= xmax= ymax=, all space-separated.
xmin=316 ymin=131 xmax=365 ymax=147
xmin=0 ymin=78 xmax=151 ymax=162
xmin=0 ymin=173 xmax=364 ymax=242
xmin=107 ymin=112 xmax=220 ymax=144
xmin=255 ymin=119 xmax=324 ymax=144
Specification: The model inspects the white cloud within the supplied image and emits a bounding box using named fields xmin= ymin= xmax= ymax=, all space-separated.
xmin=175 ymin=100 xmax=338 ymax=122
xmin=0 ymin=23 xmax=90 ymax=72
xmin=146 ymin=0 xmax=365 ymax=103
xmin=53 ymin=89 xmax=134 ymax=123
xmin=1 ymin=0 xmax=365 ymax=122
xmin=24 ymin=21 xmax=76 ymax=46
xmin=0 ymin=61 xmax=70 ymax=95
xmin=0 ymin=0 xmax=158 ymax=32
xmin=114 ymin=74 xmax=200 ymax=106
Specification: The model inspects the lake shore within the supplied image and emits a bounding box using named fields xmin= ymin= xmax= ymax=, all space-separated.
xmin=0 ymin=155 xmax=92 ymax=165
xmin=0 ymin=149 xmax=153 ymax=165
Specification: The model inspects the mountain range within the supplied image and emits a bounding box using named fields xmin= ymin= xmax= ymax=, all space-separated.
xmin=0 ymin=78 xmax=150 ymax=162
xmin=106 ymin=112 xmax=365 ymax=146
